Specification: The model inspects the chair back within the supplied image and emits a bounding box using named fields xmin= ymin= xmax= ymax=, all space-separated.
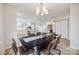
xmin=46 ymin=35 xmax=61 ymax=54
xmin=12 ymin=38 xmax=18 ymax=55
xmin=47 ymin=39 xmax=57 ymax=52
xmin=47 ymin=35 xmax=61 ymax=52
xmin=54 ymin=35 xmax=61 ymax=49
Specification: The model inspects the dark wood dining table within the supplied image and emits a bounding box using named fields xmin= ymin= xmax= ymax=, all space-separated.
xmin=19 ymin=34 xmax=53 ymax=55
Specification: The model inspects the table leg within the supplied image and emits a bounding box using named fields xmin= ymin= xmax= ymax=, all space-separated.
xmin=37 ymin=46 xmax=41 ymax=55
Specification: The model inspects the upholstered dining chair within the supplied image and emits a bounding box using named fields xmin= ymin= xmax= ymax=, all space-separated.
xmin=54 ymin=35 xmax=61 ymax=49
xmin=12 ymin=38 xmax=34 ymax=55
xmin=40 ymin=35 xmax=61 ymax=55
xmin=49 ymin=35 xmax=61 ymax=55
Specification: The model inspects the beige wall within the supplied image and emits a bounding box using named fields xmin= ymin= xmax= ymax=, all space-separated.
xmin=0 ymin=4 xmax=17 ymax=54
xmin=3 ymin=4 xmax=17 ymax=49
xmin=69 ymin=4 xmax=79 ymax=49
xmin=0 ymin=4 xmax=4 ymax=54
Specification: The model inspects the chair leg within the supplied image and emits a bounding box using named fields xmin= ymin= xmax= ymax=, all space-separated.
xmin=55 ymin=49 xmax=61 ymax=55
xmin=50 ymin=53 xmax=54 ymax=55
xmin=48 ymin=50 xmax=54 ymax=55
xmin=49 ymin=49 xmax=61 ymax=55
xmin=33 ymin=52 xmax=34 ymax=55
xmin=33 ymin=48 xmax=35 ymax=55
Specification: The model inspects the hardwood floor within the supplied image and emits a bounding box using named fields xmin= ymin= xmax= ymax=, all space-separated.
xmin=3 ymin=38 xmax=79 ymax=55
xmin=60 ymin=38 xmax=70 ymax=48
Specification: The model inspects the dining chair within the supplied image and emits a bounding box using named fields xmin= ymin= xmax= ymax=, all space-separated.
xmin=12 ymin=38 xmax=34 ymax=55
xmin=40 ymin=35 xmax=61 ymax=55
xmin=54 ymin=35 xmax=61 ymax=49
xmin=39 ymin=35 xmax=53 ymax=55
xmin=49 ymin=35 xmax=61 ymax=55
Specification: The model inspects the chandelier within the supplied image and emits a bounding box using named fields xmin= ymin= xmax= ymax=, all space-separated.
xmin=36 ymin=3 xmax=48 ymax=16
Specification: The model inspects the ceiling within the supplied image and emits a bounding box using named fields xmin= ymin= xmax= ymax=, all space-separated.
xmin=6 ymin=3 xmax=72 ymax=21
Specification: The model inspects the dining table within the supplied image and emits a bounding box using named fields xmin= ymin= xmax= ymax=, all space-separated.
xmin=19 ymin=33 xmax=53 ymax=55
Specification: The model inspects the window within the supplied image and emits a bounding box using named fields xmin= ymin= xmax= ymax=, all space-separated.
xmin=16 ymin=18 xmax=26 ymax=30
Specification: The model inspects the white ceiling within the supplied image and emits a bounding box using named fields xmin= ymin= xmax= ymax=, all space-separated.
xmin=6 ymin=3 xmax=72 ymax=21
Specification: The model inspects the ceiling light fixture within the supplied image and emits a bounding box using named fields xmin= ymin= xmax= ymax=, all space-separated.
xmin=36 ymin=3 xmax=48 ymax=16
